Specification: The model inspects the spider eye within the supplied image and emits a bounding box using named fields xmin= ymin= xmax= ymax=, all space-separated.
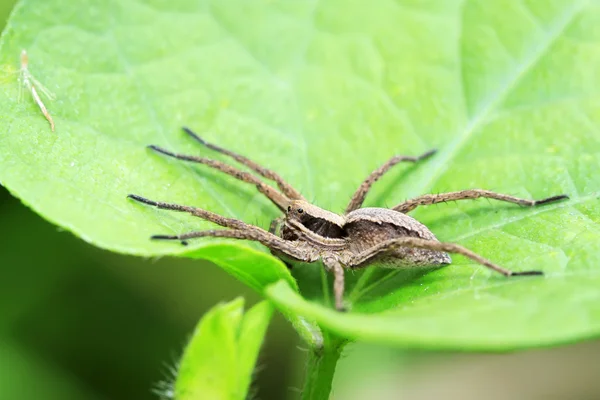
xmin=287 ymin=206 xmax=291 ymax=212
xmin=297 ymin=208 xmax=303 ymax=213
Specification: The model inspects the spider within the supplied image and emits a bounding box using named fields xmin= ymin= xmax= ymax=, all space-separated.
xmin=128 ymin=127 xmax=568 ymax=311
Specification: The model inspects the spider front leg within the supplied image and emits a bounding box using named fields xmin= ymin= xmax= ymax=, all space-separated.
xmin=182 ymin=127 xmax=305 ymax=201
xmin=393 ymin=190 xmax=569 ymax=213
xmin=129 ymin=194 xmax=315 ymax=261
xmin=349 ymin=237 xmax=543 ymax=277
xmin=147 ymin=146 xmax=290 ymax=211
xmin=128 ymin=194 xmax=248 ymax=229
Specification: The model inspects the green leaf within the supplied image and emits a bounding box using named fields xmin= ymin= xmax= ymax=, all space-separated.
xmin=1 ymin=0 xmax=600 ymax=349
xmin=175 ymin=298 xmax=272 ymax=400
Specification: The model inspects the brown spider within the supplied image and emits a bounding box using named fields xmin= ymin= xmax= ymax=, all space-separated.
xmin=128 ymin=127 xmax=568 ymax=311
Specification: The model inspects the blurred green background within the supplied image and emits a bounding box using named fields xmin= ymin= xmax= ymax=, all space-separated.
xmin=2 ymin=2 xmax=600 ymax=399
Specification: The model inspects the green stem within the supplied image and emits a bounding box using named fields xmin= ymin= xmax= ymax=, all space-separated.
xmin=301 ymin=339 xmax=345 ymax=400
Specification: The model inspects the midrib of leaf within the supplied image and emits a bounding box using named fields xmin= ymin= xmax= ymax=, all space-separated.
xmin=347 ymin=1 xmax=590 ymax=306
xmin=206 ymin=3 xmax=317 ymax=198
xmin=409 ymin=0 xmax=588 ymax=198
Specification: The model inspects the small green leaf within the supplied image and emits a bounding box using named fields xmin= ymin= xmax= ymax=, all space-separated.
xmin=236 ymin=301 xmax=273 ymax=396
xmin=175 ymin=298 xmax=273 ymax=400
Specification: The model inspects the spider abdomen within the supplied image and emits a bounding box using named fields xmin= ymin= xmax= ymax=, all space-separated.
xmin=345 ymin=208 xmax=451 ymax=268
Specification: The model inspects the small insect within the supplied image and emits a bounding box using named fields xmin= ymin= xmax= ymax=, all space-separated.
xmin=18 ymin=50 xmax=55 ymax=131
xmin=129 ymin=128 xmax=568 ymax=311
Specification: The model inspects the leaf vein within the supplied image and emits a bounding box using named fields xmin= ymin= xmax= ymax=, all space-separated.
xmin=406 ymin=0 xmax=589 ymax=198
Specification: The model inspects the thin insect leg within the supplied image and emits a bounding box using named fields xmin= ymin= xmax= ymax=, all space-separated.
xmin=19 ymin=50 xmax=55 ymax=131
xmin=183 ymin=127 xmax=305 ymax=200
xmin=30 ymin=76 xmax=56 ymax=100
xmin=323 ymin=256 xmax=346 ymax=311
xmin=147 ymin=145 xmax=290 ymax=211
xmin=393 ymin=189 xmax=569 ymax=213
xmin=151 ymin=229 xmax=311 ymax=261
xmin=30 ymin=85 xmax=55 ymax=131
xmin=19 ymin=50 xmax=54 ymax=99
xmin=349 ymin=237 xmax=542 ymax=276
xmin=345 ymin=149 xmax=437 ymax=213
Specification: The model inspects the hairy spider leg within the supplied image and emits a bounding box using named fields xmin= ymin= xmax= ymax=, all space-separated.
xmin=321 ymin=256 xmax=346 ymax=311
xmin=147 ymin=145 xmax=290 ymax=211
xmin=393 ymin=190 xmax=569 ymax=213
xmin=348 ymin=236 xmax=543 ymax=277
xmin=182 ymin=127 xmax=305 ymax=201
xmin=345 ymin=149 xmax=437 ymax=213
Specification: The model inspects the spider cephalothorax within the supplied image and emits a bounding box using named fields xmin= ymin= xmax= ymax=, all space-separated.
xmin=129 ymin=127 xmax=568 ymax=310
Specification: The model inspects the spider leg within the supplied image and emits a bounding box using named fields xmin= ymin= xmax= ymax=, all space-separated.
xmin=348 ymin=237 xmax=543 ymax=277
xmin=147 ymin=146 xmax=290 ymax=211
xmin=182 ymin=127 xmax=305 ymax=201
xmin=30 ymin=85 xmax=55 ymax=131
xmin=393 ymin=189 xmax=569 ymax=213
xmin=151 ymin=229 xmax=312 ymax=261
xmin=128 ymin=194 xmax=249 ymax=229
xmin=322 ymin=256 xmax=346 ymax=311
xmin=345 ymin=149 xmax=436 ymax=213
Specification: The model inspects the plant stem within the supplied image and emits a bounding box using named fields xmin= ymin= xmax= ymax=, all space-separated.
xmin=301 ymin=339 xmax=345 ymax=400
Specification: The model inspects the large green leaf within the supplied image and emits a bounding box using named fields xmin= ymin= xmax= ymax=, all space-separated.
xmin=1 ymin=0 xmax=599 ymax=348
